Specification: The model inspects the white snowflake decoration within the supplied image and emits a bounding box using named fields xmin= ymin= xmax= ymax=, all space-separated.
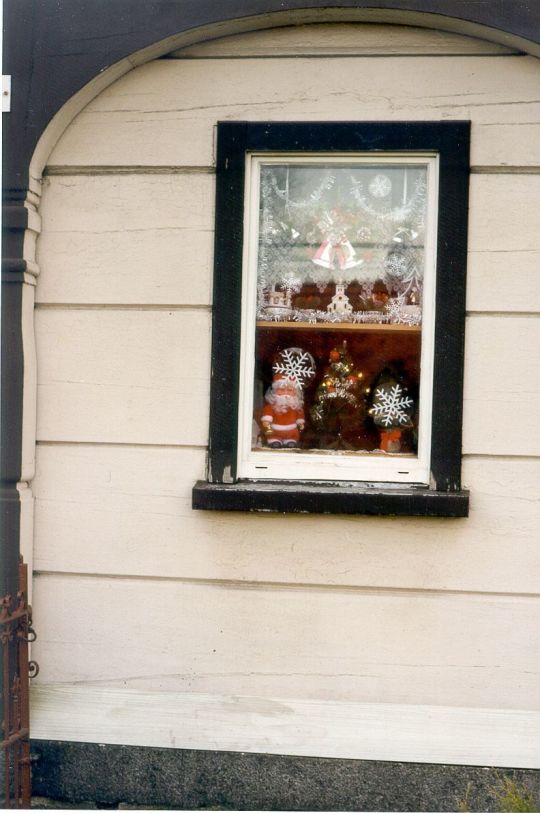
xmin=356 ymin=226 xmax=372 ymax=241
xmin=385 ymin=297 xmax=407 ymax=323
xmin=350 ymin=173 xmax=426 ymax=223
xmin=280 ymin=273 xmax=302 ymax=294
xmin=369 ymin=174 xmax=392 ymax=198
xmin=273 ymin=347 xmax=316 ymax=386
xmin=385 ymin=297 xmax=422 ymax=326
xmin=372 ymin=384 xmax=413 ymax=427
xmin=384 ymin=253 xmax=407 ymax=276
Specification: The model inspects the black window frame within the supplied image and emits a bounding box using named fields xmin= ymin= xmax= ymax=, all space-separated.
xmin=193 ymin=121 xmax=470 ymax=517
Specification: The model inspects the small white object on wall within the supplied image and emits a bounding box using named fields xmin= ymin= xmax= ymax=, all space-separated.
xmin=2 ymin=75 xmax=11 ymax=112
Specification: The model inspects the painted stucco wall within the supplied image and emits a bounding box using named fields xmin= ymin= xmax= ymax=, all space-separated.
xmin=29 ymin=23 xmax=540 ymax=767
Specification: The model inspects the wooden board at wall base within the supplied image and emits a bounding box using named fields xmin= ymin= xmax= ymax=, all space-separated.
xmin=30 ymin=684 xmax=540 ymax=769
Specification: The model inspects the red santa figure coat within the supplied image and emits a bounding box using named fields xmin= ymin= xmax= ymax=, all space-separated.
xmin=260 ymin=376 xmax=305 ymax=447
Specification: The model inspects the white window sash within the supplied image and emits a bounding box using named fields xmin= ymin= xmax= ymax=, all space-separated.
xmin=237 ymin=153 xmax=439 ymax=485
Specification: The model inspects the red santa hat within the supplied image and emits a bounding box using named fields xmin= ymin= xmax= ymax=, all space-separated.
xmin=271 ymin=373 xmax=301 ymax=392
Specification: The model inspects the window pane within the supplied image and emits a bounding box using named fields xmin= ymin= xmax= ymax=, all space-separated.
xmin=250 ymin=160 xmax=429 ymax=465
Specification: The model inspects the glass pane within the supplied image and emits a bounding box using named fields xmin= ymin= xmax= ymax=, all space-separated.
xmin=251 ymin=161 xmax=428 ymax=459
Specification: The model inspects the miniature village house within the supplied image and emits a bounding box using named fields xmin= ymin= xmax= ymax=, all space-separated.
xmin=327 ymin=282 xmax=353 ymax=314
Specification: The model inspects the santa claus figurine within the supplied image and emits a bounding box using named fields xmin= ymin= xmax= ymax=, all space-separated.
xmin=260 ymin=374 xmax=305 ymax=448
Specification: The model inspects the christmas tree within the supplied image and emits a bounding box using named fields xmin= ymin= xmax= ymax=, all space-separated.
xmin=310 ymin=341 xmax=367 ymax=449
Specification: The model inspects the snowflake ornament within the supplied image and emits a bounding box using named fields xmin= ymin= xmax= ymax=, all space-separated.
xmin=273 ymin=347 xmax=316 ymax=387
xmin=369 ymin=174 xmax=392 ymax=198
xmin=356 ymin=226 xmax=372 ymax=241
xmin=384 ymin=253 xmax=408 ymax=276
xmin=371 ymin=384 xmax=413 ymax=427
xmin=385 ymin=297 xmax=407 ymax=323
xmin=385 ymin=297 xmax=422 ymax=326
xmin=280 ymin=274 xmax=302 ymax=295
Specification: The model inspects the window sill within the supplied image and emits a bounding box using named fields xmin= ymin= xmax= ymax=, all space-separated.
xmin=192 ymin=480 xmax=469 ymax=517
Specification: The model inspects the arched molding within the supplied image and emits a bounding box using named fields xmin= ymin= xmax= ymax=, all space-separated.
xmin=28 ymin=6 xmax=540 ymax=187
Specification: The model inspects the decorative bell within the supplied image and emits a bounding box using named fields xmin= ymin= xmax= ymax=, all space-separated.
xmin=312 ymin=239 xmax=334 ymax=269
xmin=339 ymin=239 xmax=363 ymax=270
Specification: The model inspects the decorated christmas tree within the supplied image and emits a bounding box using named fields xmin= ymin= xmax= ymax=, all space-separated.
xmin=310 ymin=341 xmax=367 ymax=449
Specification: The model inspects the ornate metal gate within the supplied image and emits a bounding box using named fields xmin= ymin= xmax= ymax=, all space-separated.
xmin=1 ymin=561 xmax=38 ymax=808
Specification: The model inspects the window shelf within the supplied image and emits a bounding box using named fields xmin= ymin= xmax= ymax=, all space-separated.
xmin=257 ymin=320 xmax=421 ymax=333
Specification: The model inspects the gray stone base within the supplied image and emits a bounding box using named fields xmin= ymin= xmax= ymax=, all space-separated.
xmin=30 ymin=741 xmax=540 ymax=811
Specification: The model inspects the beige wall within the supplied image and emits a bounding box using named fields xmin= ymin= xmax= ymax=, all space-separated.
xmin=30 ymin=23 xmax=540 ymax=766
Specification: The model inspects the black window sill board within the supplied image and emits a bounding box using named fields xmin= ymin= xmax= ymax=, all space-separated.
xmin=192 ymin=480 xmax=469 ymax=517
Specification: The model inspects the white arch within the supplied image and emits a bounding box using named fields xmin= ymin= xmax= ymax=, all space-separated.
xmin=28 ymin=6 xmax=540 ymax=189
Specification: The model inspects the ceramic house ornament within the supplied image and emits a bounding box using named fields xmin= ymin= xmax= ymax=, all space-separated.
xmin=327 ymin=281 xmax=353 ymax=314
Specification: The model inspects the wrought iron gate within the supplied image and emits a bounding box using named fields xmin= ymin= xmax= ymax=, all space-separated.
xmin=1 ymin=561 xmax=38 ymax=808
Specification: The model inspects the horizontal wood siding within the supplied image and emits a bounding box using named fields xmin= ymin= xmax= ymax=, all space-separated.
xmin=31 ymin=573 xmax=540 ymax=709
xmin=46 ymin=56 xmax=540 ymax=169
xmin=33 ymin=446 xmax=540 ymax=594
xmin=34 ymin=308 xmax=540 ymax=455
xmin=37 ymin=174 xmax=540 ymax=312
xmin=36 ymin=173 xmax=215 ymax=306
xmin=31 ymin=22 xmax=540 ymax=764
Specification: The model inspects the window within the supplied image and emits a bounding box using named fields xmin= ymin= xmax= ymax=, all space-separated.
xmin=239 ymin=155 xmax=434 ymax=485
xmin=193 ymin=122 xmax=470 ymax=516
